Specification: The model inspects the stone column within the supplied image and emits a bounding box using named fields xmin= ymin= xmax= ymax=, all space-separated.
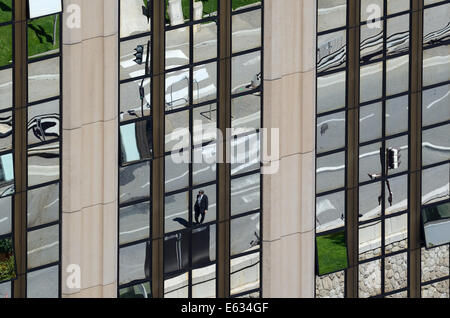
xmin=262 ymin=0 xmax=316 ymax=297
xmin=61 ymin=0 xmax=118 ymax=298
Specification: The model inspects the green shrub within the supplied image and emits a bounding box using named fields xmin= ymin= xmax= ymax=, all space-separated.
xmin=0 ymin=255 xmax=16 ymax=282
xmin=0 ymin=238 xmax=12 ymax=254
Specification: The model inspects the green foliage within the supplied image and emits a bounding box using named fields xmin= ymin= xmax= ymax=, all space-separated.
xmin=316 ymin=231 xmax=348 ymax=276
xmin=0 ymin=238 xmax=12 ymax=254
xmin=0 ymin=255 xmax=16 ymax=282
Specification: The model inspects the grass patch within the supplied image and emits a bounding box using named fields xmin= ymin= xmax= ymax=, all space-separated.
xmin=316 ymin=231 xmax=348 ymax=276
xmin=0 ymin=1 xmax=59 ymax=67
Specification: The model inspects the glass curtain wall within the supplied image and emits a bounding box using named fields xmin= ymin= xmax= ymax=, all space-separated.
xmin=315 ymin=0 xmax=450 ymax=298
xmin=0 ymin=0 xmax=62 ymax=298
xmin=118 ymin=0 xmax=263 ymax=298
xmin=420 ymin=0 xmax=450 ymax=298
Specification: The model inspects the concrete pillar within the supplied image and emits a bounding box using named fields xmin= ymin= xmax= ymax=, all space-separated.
xmin=262 ymin=0 xmax=316 ymax=297
xmin=61 ymin=0 xmax=118 ymax=298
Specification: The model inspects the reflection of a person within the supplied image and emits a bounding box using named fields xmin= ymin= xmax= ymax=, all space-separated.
xmin=194 ymin=190 xmax=208 ymax=225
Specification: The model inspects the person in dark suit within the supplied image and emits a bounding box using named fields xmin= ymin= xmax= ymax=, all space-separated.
xmin=194 ymin=190 xmax=208 ymax=225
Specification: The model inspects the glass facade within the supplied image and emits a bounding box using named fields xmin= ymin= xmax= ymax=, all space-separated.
xmin=118 ymin=0 xmax=263 ymax=298
xmin=0 ymin=0 xmax=61 ymax=298
xmin=315 ymin=0 xmax=450 ymax=298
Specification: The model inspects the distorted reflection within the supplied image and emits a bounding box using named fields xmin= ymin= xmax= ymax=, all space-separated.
xmin=119 ymin=161 xmax=151 ymax=204
xmin=27 ymin=142 xmax=59 ymax=187
xmin=0 ymin=110 xmax=12 ymax=152
xmin=165 ymin=68 xmax=190 ymax=109
xmin=422 ymin=164 xmax=449 ymax=205
xmin=318 ymin=30 xmax=346 ymax=73
xmin=316 ymin=190 xmax=345 ymax=233
xmin=0 ymin=153 xmax=14 ymax=197
xmin=422 ymin=124 xmax=450 ymax=166
xmin=193 ymin=63 xmax=217 ymax=104
xmin=120 ymin=120 xmax=153 ymax=165
xmin=27 ymin=100 xmax=60 ymax=145
xmin=119 ymin=281 xmax=151 ymax=298
xmin=422 ymin=202 xmax=450 ymax=248
xmin=120 ymin=78 xmax=151 ymax=121
xmin=164 ymin=272 xmax=189 ymax=298
xmin=423 ymin=3 xmax=450 ymax=47
xmin=317 ymin=0 xmax=346 ymax=33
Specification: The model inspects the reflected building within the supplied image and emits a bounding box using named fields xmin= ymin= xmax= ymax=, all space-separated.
xmin=1 ymin=0 xmax=448 ymax=299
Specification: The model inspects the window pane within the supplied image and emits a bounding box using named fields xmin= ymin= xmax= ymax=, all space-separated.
xmin=422 ymin=202 xmax=450 ymax=248
xmin=28 ymin=142 xmax=60 ymax=187
xmin=231 ymin=212 xmax=260 ymax=257
xmin=119 ymin=201 xmax=150 ymax=245
xmin=232 ymin=8 xmax=261 ymax=54
xmin=317 ymin=111 xmax=345 ymax=154
xmin=230 ymin=252 xmax=260 ymax=296
xmin=27 ymin=183 xmax=59 ymax=228
xmin=231 ymin=173 xmax=260 ymax=217
xmin=27 ymin=99 xmax=60 ymax=146
xmin=27 ymin=265 xmax=58 ymax=298
xmin=120 ymin=120 xmax=153 ymax=165
xmin=120 ymin=78 xmax=151 ymax=121
xmin=0 ymin=196 xmax=11 ymax=236
xmin=316 ymin=231 xmax=348 ymax=276
xmin=359 ymin=220 xmax=382 ymax=261
xmin=28 ymin=57 xmax=60 ymax=103
xmin=316 ymin=190 xmax=345 ymax=233
xmin=27 ymin=224 xmax=59 ymax=270
xmin=119 ymin=242 xmax=148 ymax=285
xmin=119 ymin=160 xmax=151 ymax=205
xmin=316 ymin=151 xmax=345 ymax=194
xmin=119 ymin=281 xmax=151 ymax=298
xmin=231 ymin=51 xmax=261 ymax=95
xmin=0 ymin=237 xmax=15 ymax=283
